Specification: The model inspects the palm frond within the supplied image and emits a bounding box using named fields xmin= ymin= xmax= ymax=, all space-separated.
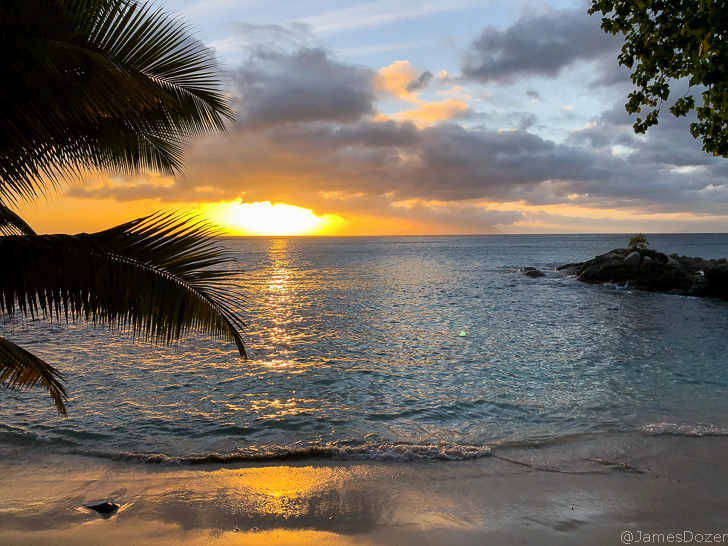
xmin=0 ymin=212 xmax=246 ymax=358
xmin=0 ymin=336 xmax=67 ymax=416
xmin=0 ymin=203 xmax=36 ymax=235
xmin=0 ymin=0 xmax=236 ymax=206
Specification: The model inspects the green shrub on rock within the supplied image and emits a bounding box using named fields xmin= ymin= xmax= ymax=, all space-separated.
xmin=628 ymin=234 xmax=649 ymax=251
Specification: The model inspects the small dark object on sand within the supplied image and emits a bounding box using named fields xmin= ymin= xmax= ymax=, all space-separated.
xmin=86 ymin=501 xmax=120 ymax=514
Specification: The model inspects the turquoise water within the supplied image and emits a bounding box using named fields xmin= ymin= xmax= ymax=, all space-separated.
xmin=2 ymin=234 xmax=728 ymax=462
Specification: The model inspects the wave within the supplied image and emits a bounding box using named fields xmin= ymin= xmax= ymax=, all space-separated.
xmin=93 ymin=425 xmax=728 ymax=465
xmin=4 ymin=422 xmax=728 ymax=466
xmin=85 ymin=442 xmax=492 ymax=465
xmin=640 ymin=422 xmax=728 ymax=437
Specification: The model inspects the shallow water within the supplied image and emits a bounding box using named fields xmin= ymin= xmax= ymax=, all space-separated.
xmin=2 ymin=234 xmax=728 ymax=462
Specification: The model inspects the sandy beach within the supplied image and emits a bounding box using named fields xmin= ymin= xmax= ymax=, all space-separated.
xmin=1 ymin=434 xmax=727 ymax=545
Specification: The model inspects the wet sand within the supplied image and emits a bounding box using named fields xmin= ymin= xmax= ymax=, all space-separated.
xmin=1 ymin=435 xmax=727 ymax=545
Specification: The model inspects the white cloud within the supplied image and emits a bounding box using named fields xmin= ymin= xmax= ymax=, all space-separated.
xmin=299 ymin=0 xmax=495 ymax=35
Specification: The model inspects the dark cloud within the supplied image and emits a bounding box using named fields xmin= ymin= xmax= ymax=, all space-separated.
xmin=260 ymin=121 xmax=597 ymax=203
xmin=518 ymin=113 xmax=537 ymax=131
xmin=525 ymin=89 xmax=541 ymax=101
xmin=405 ymin=71 xmax=434 ymax=92
xmin=563 ymin=100 xmax=728 ymax=213
xmin=461 ymin=8 xmax=621 ymax=84
xmin=587 ymin=57 xmax=633 ymax=88
xmin=75 ymin=106 xmax=728 ymax=218
xmin=92 ymin=114 xmax=705 ymax=208
xmin=569 ymin=95 xmax=721 ymax=168
xmin=233 ymin=47 xmax=376 ymax=126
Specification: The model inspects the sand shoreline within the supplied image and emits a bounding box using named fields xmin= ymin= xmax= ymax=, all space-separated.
xmin=1 ymin=435 xmax=727 ymax=545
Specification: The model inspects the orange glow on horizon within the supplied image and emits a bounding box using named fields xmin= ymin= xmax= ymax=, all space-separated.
xmin=15 ymin=194 xmax=727 ymax=237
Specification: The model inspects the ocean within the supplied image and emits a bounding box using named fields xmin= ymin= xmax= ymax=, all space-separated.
xmin=2 ymin=234 xmax=728 ymax=465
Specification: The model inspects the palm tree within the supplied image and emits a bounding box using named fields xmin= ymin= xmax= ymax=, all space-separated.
xmin=0 ymin=0 xmax=245 ymax=416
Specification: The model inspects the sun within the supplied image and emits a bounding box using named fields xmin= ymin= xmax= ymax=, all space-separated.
xmin=203 ymin=201 xmax=344 ymax=236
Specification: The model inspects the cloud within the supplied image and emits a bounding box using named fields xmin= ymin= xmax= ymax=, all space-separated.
xmin=68 ymin=41 xmax=728 ymax=233
xmin=525 ymin=89 xmax=541 ymax=101
xmin=132 ymin=108 xmax=728 ymax=219
xmin=300 ymin=0 xmax=493 ymax=35
xmin=518 ymin=113 xmax=537 ymax=131
xmin=569 ymin=97 xmax=722 ymax=169
xmin=213 ymin=22 xmax=319 ymax=54
xmin=406 ymin=71 xmax=434 ymax=93
xmin=233 ymin=47 xmax=376 ymax=126
xmin=375 ymin=62 xmax=473 ymax=124
xmin=72 ymin=109 xmax=728 ymax=230
xmin=81 ymin=117 xmax=640 ymax=207
xmin=375 ymin=60 xmax=421 ymax=99
xmin=392 ymin=99 xmax=471 ymax=125
xmin=460 ymin=8 xmax=622 ymax=84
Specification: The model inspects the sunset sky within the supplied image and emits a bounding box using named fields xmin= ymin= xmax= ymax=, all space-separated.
xmin=23 ymin=0 xmax=728 ymax=235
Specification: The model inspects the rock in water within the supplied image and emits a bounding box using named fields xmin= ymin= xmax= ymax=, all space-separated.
xmin=654 ymin=252 xmax=668 ymax=266
xmin=705 ymin=263 xmax=728 ymax=299
xmin=524 ymin=269 xmax=545 ymax=277
xmin=639 ymin=256 xmax=655 ymax=272
xmin=556 ymin=262 xmax=583 ymax=272
xmin=558 ymin=247 xmax=728 ymax=300
xmin=666 ymin=256 xmax=681 ymax=268
xmin=86 ymin=501 xmax=120 ymax=514
xmin=624 ymin=251 xmax=641 ymax=269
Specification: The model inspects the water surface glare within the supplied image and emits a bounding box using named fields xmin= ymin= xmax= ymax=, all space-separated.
xmin=3 ymin=234 xmax=728 ymax=462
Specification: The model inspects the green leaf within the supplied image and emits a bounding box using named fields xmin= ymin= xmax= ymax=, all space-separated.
xmin=589 ymin=0 xmax=728 ymax=156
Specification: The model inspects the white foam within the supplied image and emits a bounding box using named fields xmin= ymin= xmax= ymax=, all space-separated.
xmin=91 ymin=442 xmax=492 ymax=465
xmin=641 ymin=422 xmax=728 ymax=437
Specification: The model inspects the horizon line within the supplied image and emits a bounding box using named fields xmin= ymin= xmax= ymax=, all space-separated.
xmin=217 ymin=231 xmax=728 ymax=237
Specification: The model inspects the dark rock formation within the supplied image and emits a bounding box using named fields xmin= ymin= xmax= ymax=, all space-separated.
xmin=557 ymin=248 xmax=728 ymax=299
xmin=521 ymin=267 xmax=546 ymax=278
xmin=624 ymin=251 xmax=640 ymax=269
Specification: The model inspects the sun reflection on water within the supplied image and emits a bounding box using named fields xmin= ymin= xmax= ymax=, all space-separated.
xmin=223 ymin=466 xmax=349 ymax=518
xmin=266 ymin=239 xmax=295 ymax=350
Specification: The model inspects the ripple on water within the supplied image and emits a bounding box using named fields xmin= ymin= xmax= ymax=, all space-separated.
xmin=2 ymin=234 xmax=728 ymax=460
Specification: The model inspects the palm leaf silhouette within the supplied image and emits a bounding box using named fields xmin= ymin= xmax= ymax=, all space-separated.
xmin=1 ymin=212 xmax=246 ymax=358
xmin=0 ymin=0 xmax=236 ymax=206
xmin=0 ymin=336 xmax=68 ymax=416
